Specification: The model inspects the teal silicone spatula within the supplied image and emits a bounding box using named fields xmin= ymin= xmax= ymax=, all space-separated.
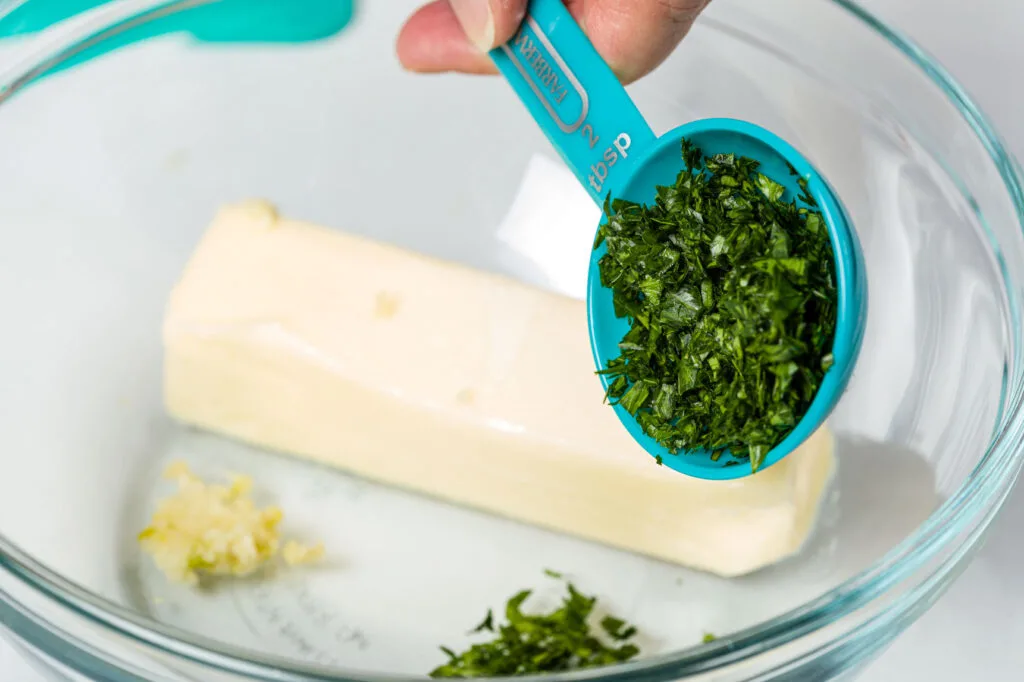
xmin=490 ymin=0 xmax=866 ymax=479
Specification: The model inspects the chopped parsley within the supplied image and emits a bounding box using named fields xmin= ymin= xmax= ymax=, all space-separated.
xmin=430 ymin=575 xmax=640 ymax=677
xmin=595 ymin=139 xmax=837 ymax=472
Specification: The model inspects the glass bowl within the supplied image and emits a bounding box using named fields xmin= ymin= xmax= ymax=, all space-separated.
xmin=1 ymin=0 xmax=1022 ymax=680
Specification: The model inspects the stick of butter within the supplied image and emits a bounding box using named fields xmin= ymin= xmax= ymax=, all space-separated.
xmin=164 ymin=200 xmax=835 ymax=577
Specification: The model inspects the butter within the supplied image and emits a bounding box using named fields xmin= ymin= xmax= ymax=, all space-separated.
xmin=163 ymin=201 xmax=835 ymax=578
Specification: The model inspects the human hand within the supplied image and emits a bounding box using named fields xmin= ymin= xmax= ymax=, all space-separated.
xmin=397 ymin=0 xmax=711 ymax=85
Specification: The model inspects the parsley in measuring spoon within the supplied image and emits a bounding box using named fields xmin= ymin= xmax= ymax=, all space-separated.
xmin=486 ymin=0 xmax=862 ymax=477
xmin=596 ymin=140 xmax=838 ymax=473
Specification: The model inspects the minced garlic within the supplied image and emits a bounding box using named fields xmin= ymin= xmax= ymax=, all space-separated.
xmin=138 ymin=461 xmax=323 ymax=585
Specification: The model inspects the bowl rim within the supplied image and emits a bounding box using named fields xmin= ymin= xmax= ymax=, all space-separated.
xmin=1 ymin=0 xmax=1023 ymax=680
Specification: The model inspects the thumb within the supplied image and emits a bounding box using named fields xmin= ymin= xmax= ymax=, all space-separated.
xmin=576 ymin=0 xmax=711 ymax=83
xmin=449 ymin=0 xmax=528 ymax=52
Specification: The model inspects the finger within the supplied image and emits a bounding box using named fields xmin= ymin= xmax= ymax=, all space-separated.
xmin=570 ymin=0 xmax=710 ymax=83
xmin=396 ymin=1 xmax=498 ymax=75
xmin=449 ymin=0 xmax=529 ymax=51
xmin=397 ymin=0 xmax=710 ymax=83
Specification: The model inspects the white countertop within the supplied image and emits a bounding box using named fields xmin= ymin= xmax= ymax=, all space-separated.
xmin=2 ymin=0 xmax=1022 ymax=679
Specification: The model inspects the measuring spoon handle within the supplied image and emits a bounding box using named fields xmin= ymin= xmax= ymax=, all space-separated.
xmin=490 ymin=0 xmax=657 ymax=205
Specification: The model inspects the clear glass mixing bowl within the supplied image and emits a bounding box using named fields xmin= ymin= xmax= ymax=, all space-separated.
xmin=0 ymin=0 xmax=1022 ymax=680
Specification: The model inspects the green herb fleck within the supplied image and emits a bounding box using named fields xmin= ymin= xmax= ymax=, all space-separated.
xmin=600 ymin=615 xmax=638 ymax=641
xmin=430 ymin=578 xmax=641 ymax=677
xmin=543 ymin=568 xmax=563 ymax=579
xmin=595 ymin=139 xmax=837 ymax=472
xmin=471 ymin=610 xmax=494 ymax=633
xmin=702 ymin=632 xmax=717 ymax=644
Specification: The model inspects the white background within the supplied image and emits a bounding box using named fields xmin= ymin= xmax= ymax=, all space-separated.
xmin=2 ymin=0 xmax=1023 ymax=679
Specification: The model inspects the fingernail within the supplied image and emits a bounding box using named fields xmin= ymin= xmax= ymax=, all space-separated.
xmin=449 ymin=0 xmax=496 ymax=52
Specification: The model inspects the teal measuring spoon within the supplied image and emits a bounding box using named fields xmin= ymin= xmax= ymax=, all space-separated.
xmin=490 ymin=0 xmax=866 ymax=480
